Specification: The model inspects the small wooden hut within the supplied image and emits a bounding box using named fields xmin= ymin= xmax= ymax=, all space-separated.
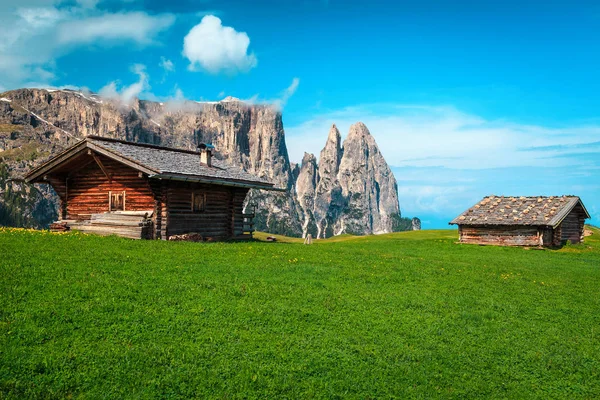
xmin=449 ymin=195 xmax=590 ymax=246
xmin=24 ymin=136 xmax=279 ymax=240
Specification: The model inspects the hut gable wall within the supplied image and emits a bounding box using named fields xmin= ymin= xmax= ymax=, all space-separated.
xmin=66 ymin=154 xmax=155 ymax=220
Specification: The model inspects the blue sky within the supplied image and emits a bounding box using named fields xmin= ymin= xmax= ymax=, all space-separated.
xmin=1 ymin=0 xmax=599 ymax=228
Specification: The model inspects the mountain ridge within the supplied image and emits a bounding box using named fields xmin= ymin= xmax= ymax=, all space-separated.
xmin=0 ymin=87 xmax=417 ymax=236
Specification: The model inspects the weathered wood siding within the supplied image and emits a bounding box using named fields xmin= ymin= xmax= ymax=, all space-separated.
xmin=232 ymin=189 xmax=248 ymax=237
xmin=558 ymin=204 xmax=586 ymax=244
xmin=65 ymin=154 xmax=154 ymax=220
xmin=458 ymin=225 xmax=542 ymax=246
xmin=541 ymin=227 xmax=554 ymax=247
xmin=458 ymin=209 xmax=587 ymax=247
xmin=165 ymin=181 xmax=249 ymax=239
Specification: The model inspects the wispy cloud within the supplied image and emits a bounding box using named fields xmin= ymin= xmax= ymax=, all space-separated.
xmin=519 ymin=141 xmax=600 ymax=152
xmin=285 ymin=103 xmax=600 ymax=169
xmin=0 ymin=1 xmax=175 ymax=89
xmin=273 ymin=78 xmax=299 ymax=109
xmin=99 ymin=64 xmax=150 ymax=105
xmin=159 ymin=56 xmax=175 ymax=73
xmin=57 ymin=12 xmax=174 ymax=46
xmin=241 ymin=77 xmax=300 ymax=110
xmin=159 ymin=56 xmax=175 ymax=83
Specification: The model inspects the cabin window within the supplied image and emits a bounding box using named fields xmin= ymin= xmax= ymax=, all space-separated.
xmin=192 ymin=192 xmax=206 ymax=213
xmin=109 ymin=191 xmax=126 ymax=211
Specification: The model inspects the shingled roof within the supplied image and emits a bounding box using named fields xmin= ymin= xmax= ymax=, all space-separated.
xmin=25 ymin=136 xmax=278 ymax=190
xmin=450 ymin=195 xmax=590 ymax=228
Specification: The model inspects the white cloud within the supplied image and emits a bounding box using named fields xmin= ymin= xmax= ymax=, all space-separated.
xmin=16 ymin=7 xmax=64 ymax=29
xmin=99 ymin=64 xmax=149 ymax=105
xmin=183 ymin=15 xmax=257 ymax=74
xmin=57 ymin=12 xmax=174 ymax=46
xmin=159 ymin=56 xmax=174 ymax=72
xmin=158 ymin=56 xmax=174 ymax=83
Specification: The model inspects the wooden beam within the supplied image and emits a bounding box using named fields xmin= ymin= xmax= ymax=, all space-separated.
xmin=66 ymin=157 xmax=95 ymax=178
xmin=87 ymin=142 xmax=157 ymax=175
xmin=89 ymin=150 xmax=112 ymax=182
xmin=24 ymin=141 xmax=88 ymax=183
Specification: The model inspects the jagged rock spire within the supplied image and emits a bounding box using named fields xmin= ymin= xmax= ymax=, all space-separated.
xmin=296 ymin=121 xmax=402 ymax=238
xmin=296 ymin=152 xmax=319 ymax=238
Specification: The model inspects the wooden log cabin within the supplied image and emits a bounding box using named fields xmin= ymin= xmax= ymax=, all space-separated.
xmin=24 ymin=136 xmax=279 ymax=240
xmin=449 ymin=195 xmax=590 ymax=246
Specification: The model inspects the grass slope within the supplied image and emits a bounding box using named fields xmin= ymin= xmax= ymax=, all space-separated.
xmin=1 ymin=227 xmax=599 ymax=399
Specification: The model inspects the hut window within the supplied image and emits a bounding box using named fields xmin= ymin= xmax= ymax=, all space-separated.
xmin=192 ymin=192 xmax=206 ymax=213
xmin=109 ymin=191 xmax=125 ymax=211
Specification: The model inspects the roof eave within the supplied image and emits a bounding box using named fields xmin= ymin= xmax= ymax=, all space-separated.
xmin=152 ymin=173 xmax=284 ymax=191
xmin=87 ymin=142 xmax=158 ymax=175
xmin=549 ymin=197 xmax=591 ymax=228
xmin=451 ymin=222 xmax=553 ymax=227
xmin=24 ymin=140 xmax=88 ymax=183
xmin=24 ymin=140 xmax=160 ymax=183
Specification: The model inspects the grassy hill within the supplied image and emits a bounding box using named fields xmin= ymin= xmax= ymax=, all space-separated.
xmin=1 ymin=227 xmax=599 ymax=398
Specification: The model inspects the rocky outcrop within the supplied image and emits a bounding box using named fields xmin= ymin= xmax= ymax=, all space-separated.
xmin=0 ymin=88 xmax=411 ymax=237
xmin=314 ymin=125 xmax=344 ymax=238
xmin=295 ymin=153 xmax=318 ymax=237
xmin=412 ymin=217 xmax=421 ymax=231
xmin=295 ymin=122 xmax=403 ymax=238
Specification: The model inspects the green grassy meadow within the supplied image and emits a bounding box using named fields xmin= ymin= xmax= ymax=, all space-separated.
xmin=1 ymin=227 xmax=599 ymax=399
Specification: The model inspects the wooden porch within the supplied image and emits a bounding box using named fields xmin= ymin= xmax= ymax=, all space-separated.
xmin=50 ymin=211 xmax=153 ymax=240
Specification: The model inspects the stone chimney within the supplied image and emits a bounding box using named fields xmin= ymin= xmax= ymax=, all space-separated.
xmin=198 ymin=143 xmax=214 ymax=167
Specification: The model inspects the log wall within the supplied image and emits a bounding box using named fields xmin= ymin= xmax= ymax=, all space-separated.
xmin=233 ymin=190 xmax=248 ymax=237
xmin=64 ymin=154 xmax=155 ymax=220
xmin=165 ymin=181 xmax=249 ymax=240
xmin=458 ymin=225 xmax=542 ymax=246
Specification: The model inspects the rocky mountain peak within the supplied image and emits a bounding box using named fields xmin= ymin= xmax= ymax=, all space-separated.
xmin=294 ymin=121 xmax=403 ymax=238
xmin=296 ymin=152 xmax=319 ymax=237
xmin=319 ymin=124 xmax=342 ymax=173
xmin=347 ymin=122 xmax=371 ymax=138
xmin=220 ymin=96 xmax=241 ymax=103
xmin=336 ymin=121 xmax=400 ymax=235
xmin=327 ymin=123 xmax=341 ymax=142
